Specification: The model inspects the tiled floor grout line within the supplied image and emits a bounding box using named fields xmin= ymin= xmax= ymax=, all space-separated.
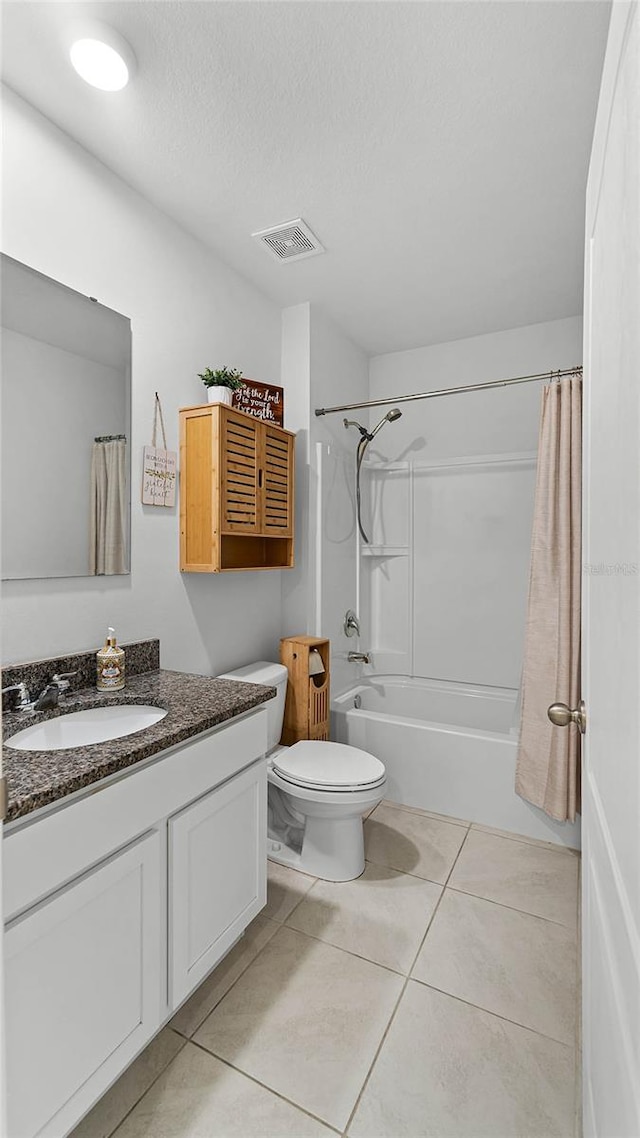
xmin=468 ymin=824 xmax=581 ymax=856
xmin=341 ymin=824 xmax=474 ymax=1136
xmin=188 ymin=1037 xmax=342 ymax=1134
xmin=175 ymin=917 xmax=282 ymax=1040
xmin=363 ymin=855 xmax=463 ymax=888
xmin=444 ymin=883 xmax=580 ymax=929
xmin=376 ymin=801 xmax=471 ymax=830
xmin=409 ymin=979 xmax=576 ymax=1049
xmin=281 ymin=919 xmax=410 ymax=978
xmin=269 ymin=876 xmax=319 ymax=927
xmin=107 ymin=1032 xmax=189 ymax=1138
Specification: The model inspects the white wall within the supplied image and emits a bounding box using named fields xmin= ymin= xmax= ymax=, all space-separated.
xmin=280 ymin=304 xmax=369 ymax=695
xmin=367 ymin=316 xmax=583 ymax=687
xmin=280 ymin=303 xmax=311 ymax=639
xmin=310 ymin=309 xmax=369 ymax=696
xmin=1 ymin=89 xmax=284 ymax=673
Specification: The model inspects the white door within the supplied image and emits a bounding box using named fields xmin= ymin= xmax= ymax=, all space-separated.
xmin=582 ymin=3 xmax=640 ymax=1135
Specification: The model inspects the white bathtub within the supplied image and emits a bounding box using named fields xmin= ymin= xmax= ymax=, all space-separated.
xmin=332 ymin=676 xmax=580 ymax=849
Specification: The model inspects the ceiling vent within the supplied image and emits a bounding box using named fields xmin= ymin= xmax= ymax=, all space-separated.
xmin=252 ymin=218 xmax=324 ymax=264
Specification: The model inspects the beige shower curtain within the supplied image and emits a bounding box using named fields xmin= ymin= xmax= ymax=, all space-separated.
xmin=89 ymin=439 xmax=127 ymax=575
xmin=515 ymin=376 xmax=582 ymax=822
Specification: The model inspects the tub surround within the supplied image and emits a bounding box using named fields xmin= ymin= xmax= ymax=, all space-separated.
xmin=2 ymin=652 xmax=275 ymax=822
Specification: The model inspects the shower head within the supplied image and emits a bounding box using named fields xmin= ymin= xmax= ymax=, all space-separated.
xmin=369 ymin=407 xmax=403 ymax=440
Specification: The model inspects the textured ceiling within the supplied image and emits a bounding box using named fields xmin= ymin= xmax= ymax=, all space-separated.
xmin=2 ymin=1 xmax=610 ymax=354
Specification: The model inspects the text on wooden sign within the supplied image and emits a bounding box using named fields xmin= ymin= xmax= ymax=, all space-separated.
xmin=232 ymin=380 xmax=284 ymax=426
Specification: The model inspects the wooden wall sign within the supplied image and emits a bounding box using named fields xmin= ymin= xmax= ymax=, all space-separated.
xmin=232 ymin=380 xmax=284 ymax=426
xmin=142 ymin=393 xmax=177 ymax=507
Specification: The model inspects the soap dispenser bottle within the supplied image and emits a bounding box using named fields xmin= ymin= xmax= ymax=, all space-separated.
xmin=97 ymin=628 xmax=125 ymax=691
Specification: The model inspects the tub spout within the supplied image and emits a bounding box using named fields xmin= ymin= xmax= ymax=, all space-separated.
xmin=348 ymin=651 xmax=370 ymax=664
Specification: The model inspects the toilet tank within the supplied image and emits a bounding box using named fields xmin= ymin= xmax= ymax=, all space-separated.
xmin=218 ymin=661 xmax=288 ymax=753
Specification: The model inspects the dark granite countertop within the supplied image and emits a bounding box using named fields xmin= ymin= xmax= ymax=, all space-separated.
xmin=2 ymin=669 xmax=275 ymax=823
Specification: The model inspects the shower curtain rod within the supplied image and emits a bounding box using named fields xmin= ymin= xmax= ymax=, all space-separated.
xmin=314 ymin=365 xmax=583 ymax=417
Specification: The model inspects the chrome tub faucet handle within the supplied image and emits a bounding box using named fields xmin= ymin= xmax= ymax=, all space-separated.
xmin=344 ymin=610 xmax=361 ymax=638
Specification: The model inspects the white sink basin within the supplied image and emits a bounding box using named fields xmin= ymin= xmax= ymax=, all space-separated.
xmin=6 ymin=705 xmax=168 ymax=752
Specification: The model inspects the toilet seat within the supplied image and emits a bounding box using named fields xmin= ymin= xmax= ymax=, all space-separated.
xmin=272 ymin=739 xmax=386 ymax=793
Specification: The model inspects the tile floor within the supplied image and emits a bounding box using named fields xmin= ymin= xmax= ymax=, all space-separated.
xmin=72 ymin=801 xmax=581 ymax=1138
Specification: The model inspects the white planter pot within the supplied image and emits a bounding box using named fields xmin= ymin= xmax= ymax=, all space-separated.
xmin=206 ymin=387 xmax=233 ymax=406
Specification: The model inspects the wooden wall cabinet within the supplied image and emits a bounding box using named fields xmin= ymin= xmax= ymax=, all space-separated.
xmin=180 ymin=403 xmax=295 ymax=572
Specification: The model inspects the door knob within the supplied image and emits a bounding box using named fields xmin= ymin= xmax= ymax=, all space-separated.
xmin=547 ymin=700 xmax=587 ymax=734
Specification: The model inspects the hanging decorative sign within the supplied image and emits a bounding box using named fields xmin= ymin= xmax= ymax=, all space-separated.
xmin=142 ymin=393 xmax=177 ymax=507
xmin=232 ymin=379 xmax=284 ymax=426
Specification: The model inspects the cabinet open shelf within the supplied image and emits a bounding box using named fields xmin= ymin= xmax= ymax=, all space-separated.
xmin=220 ymin=535 xmax=293 ymax=571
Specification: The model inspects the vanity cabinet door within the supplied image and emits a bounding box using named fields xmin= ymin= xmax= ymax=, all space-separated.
xmin=169 ymin=759 xmax=267 ymax=1009
xmin=5 ymin=830 xmax=162 ymax=1138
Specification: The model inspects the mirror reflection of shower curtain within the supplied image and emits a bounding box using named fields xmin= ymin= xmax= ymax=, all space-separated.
xmin=89 ymin=439 xmax=126 ymax=575
xmin=515 ymin=376 xmax=582 ymax=822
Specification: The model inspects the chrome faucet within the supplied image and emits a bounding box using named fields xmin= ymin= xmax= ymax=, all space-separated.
xmin=348 ymin=651 xmax=371 ymax=665
xmin=2 ymin=682 xmax=33 ymax=710
xmin=32 ymin=671 xmax=78 ymax=711
xmin=33 ymin=685 xmax=63 ymax=712
xmin=2 ymin=671 xmax=77 ymax=713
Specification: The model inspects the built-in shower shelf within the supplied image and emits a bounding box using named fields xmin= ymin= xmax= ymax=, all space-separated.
xmin=361 ymin=545 xmax=409 ymax=558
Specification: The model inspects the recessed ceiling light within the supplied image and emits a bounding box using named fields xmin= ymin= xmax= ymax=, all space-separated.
xmin=67 ymin=23 xmax=136 ymax=91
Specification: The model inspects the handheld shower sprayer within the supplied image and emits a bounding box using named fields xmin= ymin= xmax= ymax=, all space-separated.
xmin=343 ymin=408 xmax=402 ymax=543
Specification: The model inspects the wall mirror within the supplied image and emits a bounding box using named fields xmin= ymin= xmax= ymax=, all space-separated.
xmin=1 ymin=254 xmax=131 ymax=580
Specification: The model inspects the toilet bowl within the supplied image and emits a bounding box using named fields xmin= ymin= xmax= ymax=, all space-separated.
xmin=219 ymin=662 xmax=386 ymax=881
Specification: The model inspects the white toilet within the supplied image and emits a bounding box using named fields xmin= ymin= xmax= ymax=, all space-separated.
xmin=220 ymin=661 xmax=386 ymax=881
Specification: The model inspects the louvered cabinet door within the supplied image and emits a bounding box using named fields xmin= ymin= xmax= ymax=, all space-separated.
xmin=221 ymin=409 xmax=260 ymax=533
xmin=261 ymin=426 xmax=294 ymax=537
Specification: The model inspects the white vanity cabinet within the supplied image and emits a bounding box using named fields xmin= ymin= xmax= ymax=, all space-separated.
xmin=3 ymin=706 xmax=268 ymax=1138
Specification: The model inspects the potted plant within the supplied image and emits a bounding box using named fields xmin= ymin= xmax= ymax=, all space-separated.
xmin=198 ymin=366 xmax=245 ymax=406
